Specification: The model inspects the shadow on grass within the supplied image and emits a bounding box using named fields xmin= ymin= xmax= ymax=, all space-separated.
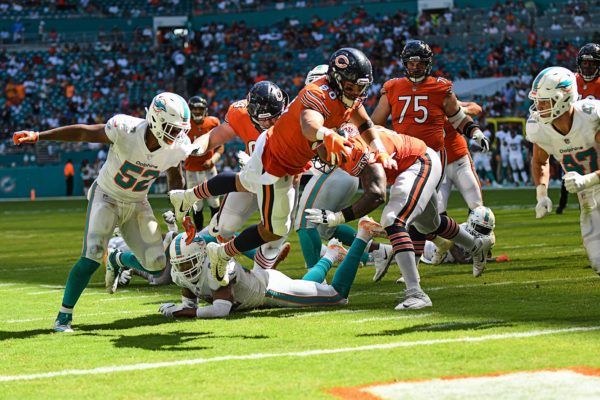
xmin=357 ymin=320 xmax=513 ymax=337
xmin=111 ymin=330 xmax=270 ymax=351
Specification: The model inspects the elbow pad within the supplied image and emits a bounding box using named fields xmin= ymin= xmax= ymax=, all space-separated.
xmin=447 ymin=107 xmax=467 ymax=129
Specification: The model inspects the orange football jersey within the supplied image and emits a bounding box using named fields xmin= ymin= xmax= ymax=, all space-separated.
xmin=576 ymin=74 xmax=600 ymax=100
xmin=184 ymin=116 xmax=220 ymax=171
xmin=381 ymin=76 xmax=453 ymax=151
xmin=262 ymin=76 xmax=355 ymax=177
xmin=443 ymin=119 xmax=469 ymax=163
xmin=341 ymin=128 xmax=427 ymax=185
xmin=225 ymin=99 xmax=261 ymax=155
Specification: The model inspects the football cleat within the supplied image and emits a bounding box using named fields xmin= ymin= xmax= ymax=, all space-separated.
xmin=168 ymin=189 xmax=198 ymax=223
xmin=271 ymin=242 xmax=292 ymax=270
xmin=325 ymin=238 xmax=348 ymax=265
xmin=394 ymin=288 xmax=432 ymax=310
xmin=54 ymin=312 xmax=74 ymax=333
xmin=104 ymin=248 xmax=122 ymax=294
xmin=206 ymin=242 xmax=232 ymax=286
xmin=471 ymin=236 xmax=494 ymax=277
xmin=372 ymin=244 xmax=394 ymax=282
xmin=358 ymin=216 xmax=387 ymax=238
xmin=431 ymin=236 xmax=454 ymax=265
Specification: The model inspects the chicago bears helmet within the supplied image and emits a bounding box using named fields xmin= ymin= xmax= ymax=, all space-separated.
xmin=576 ymin=43 xmax=600 ymax=82
xmin=401 ymin=40 xmax=433 ymax=84
xmin=327 ymin=48 xmax=373 ymax=108
xmin=528 ymin=66 xmax=578 ymax=124
xmin=188 ymin=96 xmax=208 ymax=124
xmin=305 ymin=64 xmax=329 ymax=85
xmin=146 ymin=92 xmax=191 ymax=147
xmin=169 ymin=232 xmax=207 ymax=284
xmin=247 ymin=80 xmax=289 ymax=130
xmin=466 ymin=206 xmax=495 ymax=238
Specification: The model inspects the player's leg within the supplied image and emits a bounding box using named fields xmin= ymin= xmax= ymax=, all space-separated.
xmin=185 ymin=169 xmax=206 ymax=229
xmin=215 ymin=191 xmax=258 ymax=240
xmin=517 ymin=155 xmax=529 ymax=184
xmin=509 ymin=155 xmax=521 ymax=184
xmin=453 ymin=154 xmax=483 ymax=211
xmin=580 ymin=198 xmax=600 ymax=275
xmin=205 ymin=166 xmax=221 ymax=219
xmin=55 ymin=183 xmax=117 ymax=332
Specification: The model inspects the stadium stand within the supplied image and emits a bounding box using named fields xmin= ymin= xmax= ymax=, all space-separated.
xmin=0 ymin=0 xmax=596 ymax=195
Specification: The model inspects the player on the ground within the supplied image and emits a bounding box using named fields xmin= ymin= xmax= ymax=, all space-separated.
xmin=190 ymin=81 xmax=292 ymax=269
xmin=305 ymin=126 xmax=494 ymax=310
xmin=157 ymin=217 xmax=387 ymax=319
xmin=169 ymin=47 xmax=397 ymax=279
xmin=294 ymin=65 xmax=393 ymax=278
xmin=184 ymin=96 xmax=223 ymax=229
xmin=528 ymin=66 xmax=600 ymax=276
xmin=12 ymin=92 xmax=198 ymax=332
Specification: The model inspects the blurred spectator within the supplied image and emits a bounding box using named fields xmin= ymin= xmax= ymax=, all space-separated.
xmin=64 ymin=159 xmax=75 ymax=196
xmin=12 ymin=20 xmax=24 ymax=43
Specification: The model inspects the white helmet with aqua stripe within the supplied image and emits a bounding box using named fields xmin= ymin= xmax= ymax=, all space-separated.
xmin=467 ymin=206 xmax=495 ymax=238
xmin=169 ymin=232 xmax=207 ymax=284
xmin=146 ymin=92 xmax=191 ymax=147
xmin=528 ymin=66 xmax=578 ymax=124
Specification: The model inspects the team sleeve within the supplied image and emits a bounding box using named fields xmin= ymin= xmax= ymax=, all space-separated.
xmin=299 ymin=87 xmax=331 ymax=118
xmin=104 ymin=114 xmax=123 ymax=144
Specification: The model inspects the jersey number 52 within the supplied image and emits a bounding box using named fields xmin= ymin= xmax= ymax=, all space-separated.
xmin=114 ymin=161 xmax=160 ymax=192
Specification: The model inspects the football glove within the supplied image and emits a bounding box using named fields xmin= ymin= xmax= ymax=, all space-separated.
xmin=237 ymin=150 xmax=250 ymax=169
xmin=374 ymin=151 xmax=398 ymax=170
xmin=182 ymin=216 xmax=196 ymax=244
xmin=535 ymin=184 xmax=552 ymax=219
xmin=159 ymin=303 xmax=183 ymax=318
xmin=563 ymin=171 xmax=600 ymax=193
xmin=472 ymin=130 xmax=490 ymax=152
xmin=168 ymin=189 xmax=198 ymax=223
xmin=304 ymin=208 xmax=345 ymax=227
xmin=322 ymin=129 xmax=351 ymax=165
xmin=13 ymin=130 xmax=39 ymax=145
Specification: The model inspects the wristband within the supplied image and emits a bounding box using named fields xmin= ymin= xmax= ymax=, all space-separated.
xmin=211 ymin=152 xmax=221 ymax=163
xmin=536 ymin=184 xmax=548 ymax=201
xmin=341 ymin=207 xmax=356 ymax=222
xmin=358 ymin=120 xmax=374 ymax=133
xmin=370 ymin=138 xmax=386 ymax=153
xmin=315 ymin=126 xmax=329 ymax=141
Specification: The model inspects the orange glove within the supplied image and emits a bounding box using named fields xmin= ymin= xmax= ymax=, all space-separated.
xmin=320 ymin=128 xmax=351 ymax=165
xmin=374 ymin=151 xmax=398 ymax=170
xmin=182 ymin=216 xmax=196 ymax=244
xmin=13 ymin=130 xmax=39 ymax=145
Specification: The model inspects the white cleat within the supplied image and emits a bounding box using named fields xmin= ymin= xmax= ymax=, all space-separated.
xmin=431 ymin=236 xmax=454 ymax=265
xmin=168 ymin=189 xmax=197 ymax=223
xmin=53 ymin=312 xmax=74 ymax=333
xmin=394 ymin=288 xmax=432 ymax=310
xmin=358 ymin=216 xmax=387 ymax=238
xmin=272 ymin=242 xmax=292 ymax=270
xmin=325 ymin=238 xmax=348 ymax=265
xmin=207 ymin=242 xmax=233 ymax=286
xmin=471 ymin=236 xmax=494 ymax=277
xmin=372 ymin=244 xmax=393 ymax=282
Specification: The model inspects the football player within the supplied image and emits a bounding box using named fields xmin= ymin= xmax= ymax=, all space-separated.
xmin=529 ymin=66 xmax=600 ymax=276
xmin=295 ymin=65 xmax=393 ymax=278
xmin=185 ymin=81 xmax=292 ymax=269
xmin=158 ymin=217 xmax=387 ymax=318
xmin=184 ymin=96 xmax=223 ymax=229
xmin=305 ymin=126 xmax=494 ymax=310
xmin=371 ymin=40 xmax=490 ymax=260
xmin=169 ymin=47 xmax=396 ymax=277
xmin=505 ymin=129 xmax=530 ymax=186
xmin=13 ymin=92 xmax=199 ymax=332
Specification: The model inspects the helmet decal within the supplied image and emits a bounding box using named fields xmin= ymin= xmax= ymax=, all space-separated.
xmin=334 ymin=55 xmax=350 ymax=69
xmin=153 ymin=97 xmax=167 ymax=113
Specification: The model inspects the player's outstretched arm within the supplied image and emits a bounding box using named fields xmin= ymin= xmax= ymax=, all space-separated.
xmin=371 ymin=93 xmax=391 ymax=126
xmin=13 ymin=124 xmax=110 ymax=145
xmin=351 ymin=106 xmax=397 ymax=169
xmin=445 ymin=94 xmax=489 ymax=152
xmin=300 ymin=108 xmax=350 ymax=165
xmin=195 ymin=286 xmax=234 ymax=318
xmin=166 ymin=165 xmax=185 ymax=191
xmin=201 ymin=122 xmax=237 ymax=155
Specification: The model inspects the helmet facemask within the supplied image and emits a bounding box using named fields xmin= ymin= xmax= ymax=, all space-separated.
xmin=466 ymin=206 xmax=495 ymax=238
xmin=169 ymin=233 xmax=207 ymax=284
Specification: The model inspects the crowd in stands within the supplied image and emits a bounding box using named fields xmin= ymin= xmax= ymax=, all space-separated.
xmin=1 ymin=0 xmax=598 ymax=182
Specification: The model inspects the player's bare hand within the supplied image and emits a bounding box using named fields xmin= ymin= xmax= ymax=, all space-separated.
xmin=12 ymin=130 xmax=39 ymax=145
xmin=374 ymin=151 xmax=398 ymax=169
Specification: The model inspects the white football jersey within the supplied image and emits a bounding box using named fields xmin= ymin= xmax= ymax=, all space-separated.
xmin=97 ymin=114 xmax=193 ymax=202
xmin=495 ymin=130 xmax=509 ymax=149
xmin=171 ymin=258 xmax=267 ymax=311
xmin=526 ymin=100 xmax=600 ymax=175
xmin=504 ymin=133 xmax=524 ymax=156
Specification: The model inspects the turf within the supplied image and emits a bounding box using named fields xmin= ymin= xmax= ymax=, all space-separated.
xmin=1 ymin=188 xmax=598 ymax=399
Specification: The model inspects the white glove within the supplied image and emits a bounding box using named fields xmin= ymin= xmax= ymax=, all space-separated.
xmin=162 ymin=210 xmax=178 ymax=232
xmin=237 ymin=151 xmax=251 ymax=169
xmin=304 ymin=208 xmax=345 ymax=227
xmin=118 ymin=269 xmax=132 ymax=286
xmin=563 ymin=171 xmax=600 ymax=193
xmin=472 ymin=130 xmax=490 ymax=152
xmin=189 ymin=143 xmax=206 ymax=157
xmin=535 ymin=184 xmax=552 ymax=219
xmin=159 ymin=303 xmax=183 ymax=318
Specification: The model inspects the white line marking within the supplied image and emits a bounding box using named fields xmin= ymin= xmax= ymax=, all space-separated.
xmin=2 ymin=310 xmax=154 ymax=324
xmin=98 ymin=295 xmax=161 ymax=302
xmin=1 ymin=325 xmax=598 ymax=382
xmin=0 ymin=283 xmax=18 ymax=287
xmin=290 ymin=309 xmax=368 ymax=318
xmin=0 ymin=265 xmax=63 ymax=273
xmin=351 ymin=313 xmax=433 ymax=323
xmin=426 ymin=276 xmax=591 ymax=292
xmin=26 ymin=290 xmax=62 ymax=295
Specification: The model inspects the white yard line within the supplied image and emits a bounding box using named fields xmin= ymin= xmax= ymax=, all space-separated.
xmin=290 ymin=309 xmax=369 ymax=318
xmin=26 ymin=290 xmax=62 ymax=295
xmin=1 ymin=325 xmax=598 ymax=382
xmin=2 ymin=310 xmax=154 ymax=324
xmin=351 ymin=313 xmax=433 ymax=323
xmin=425 ymin=276 xmax=590 ymax=292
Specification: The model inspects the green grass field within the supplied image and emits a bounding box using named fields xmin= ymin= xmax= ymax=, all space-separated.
xmin=1 ymin=188 xmax=599 ymax=399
